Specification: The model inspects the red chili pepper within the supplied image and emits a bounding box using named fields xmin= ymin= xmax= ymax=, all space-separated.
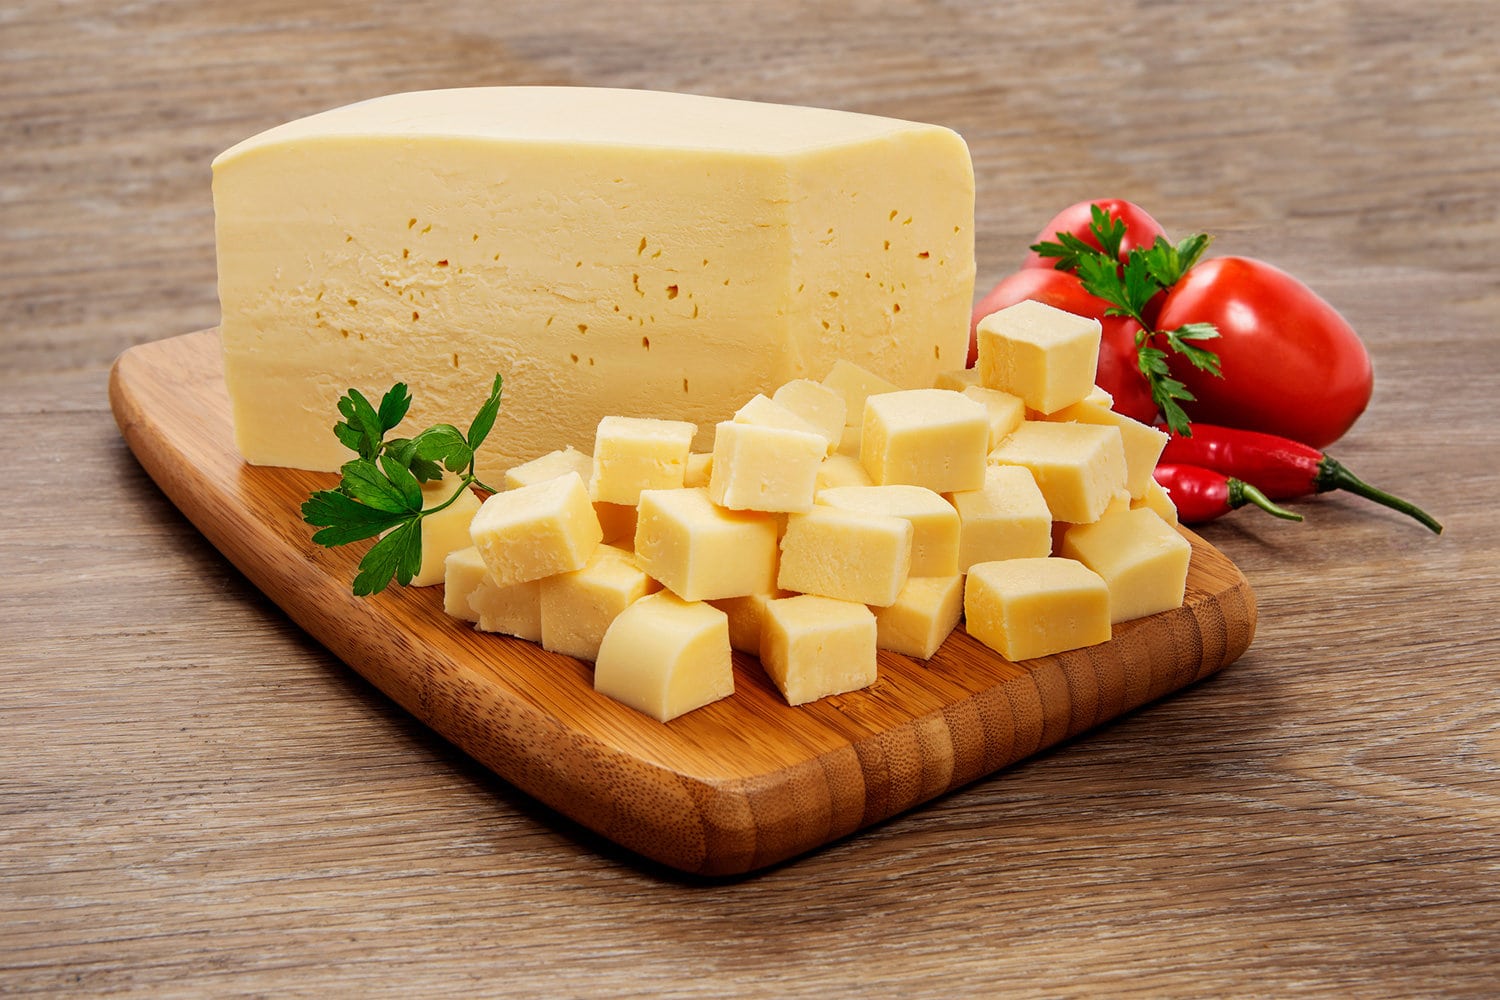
xmin=1152 ymin=463 xmax=1304 ymax=525
xmin=1162 ymin=424 xmax=1442 ymax=533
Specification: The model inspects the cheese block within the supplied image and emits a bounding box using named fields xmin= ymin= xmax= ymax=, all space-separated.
xmin=212 ymin=87 xmax=976 ymax=482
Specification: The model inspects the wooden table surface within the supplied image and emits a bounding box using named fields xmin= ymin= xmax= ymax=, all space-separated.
xmin=5 ymin=1 xmax=1497 ymax=996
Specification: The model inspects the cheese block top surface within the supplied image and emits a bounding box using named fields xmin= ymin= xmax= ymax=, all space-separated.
xmin=215 ymin=87 xmax=957 ymax=161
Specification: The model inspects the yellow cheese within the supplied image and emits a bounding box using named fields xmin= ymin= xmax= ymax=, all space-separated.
xmin=707 ymin=419 xmax=826 ymax=513
xmin=469 ymin=471 xmax=602 ymax=587
xmin=469 ymin=576 xmax=543 ymax=640
xmin=815 ymin=484 xmax=961 ymax=577
xmin=987 ymin=420 xmax=1127 ymax=524
xmin=503 ymin=446 xmax=635 ymax=544
xmin=589 ymin=415 xmax=696 ymax=505
xmin=1045 ymin=396 xmax=1169 ymax=499
xmin=948 ymin=464 xmax=1053 ymax=572
xmin=815 ymin=453 xmax=875 ymax=491
xmin=594 ymin=591 xmax=734 ymax=722
xmin=761 ymin=594 xmax=878 ymax=706
xmin=932 ymin=368 xmax=983 ymax=391
xmin=964 ymin=557 xmax=1111 ymax=661
xmin=634 ymin=487 xmax=780 ymax=601
xmin=734 ymin=393 xmax=830 ymax=448
xmin=976 ymin=299 xmax=1101 ymax=414
xmin=503 ymin=445 xmax=592 ymax=490
xmin=861 ymin=388 xmax=989 ymax=494
xmin=1132 ymin=478 xmax=1179 ymax=526
xmin=770 ymin=379 xmax=847 ymax=452
xmin=822 ymin=360 xmax=900 ymax=429
xmin=406 ymin=474 xmax=482 ymax=586
xmin=872 ymin=575 xmax=964 ymax=659
xmin=539 ymin=544 xmax=659 ymax=660
xmin=213 ymin=87 xmax=975 ymax=482
xmin=683 ymin=452 xmax=714 ymax=489
xmin=708 ymin=589 xmax=790 ymax=655
xmin=441 ymin=546 xmax=488 ymax=623
xmin=778 ymin=505 xmax=913 ymax=607
xmin=1058 ymin=506 xmax=1191 ymax=623
xmin=961 ymin=385 xmax=1027 ymax=450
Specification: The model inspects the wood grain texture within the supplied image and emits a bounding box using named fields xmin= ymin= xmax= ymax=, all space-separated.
xmin=107 ymin=330 xmax=1253 ymax=875
xmin=5 ymin=0 xmax=1499 ymax=996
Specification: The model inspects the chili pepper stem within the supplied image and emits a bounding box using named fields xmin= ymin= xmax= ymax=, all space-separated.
xmin=1227 ymin=478 xmax=1303 ymax=521
xmin=1316 ymin=457 xmax=1443 ymax=534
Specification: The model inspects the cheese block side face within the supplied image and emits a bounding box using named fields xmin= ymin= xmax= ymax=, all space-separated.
xmin=212 ymin=87 xmax=974 ymax=483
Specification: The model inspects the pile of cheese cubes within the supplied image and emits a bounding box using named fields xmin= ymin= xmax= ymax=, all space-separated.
xmin=423 ymin=299 xmax=1190 ymax=722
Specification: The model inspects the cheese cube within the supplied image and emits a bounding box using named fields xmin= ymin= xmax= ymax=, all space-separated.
xmin=778 ymin=506 xmax=912 ymax=607
xmin=594 ymin=592 xmax=734 ymax=722
xmin=708 ymin=589 xmax=790 ymax=655
xmin=683 ymin=452 xmax=714 ymax=489
xmin=988 ymin=421 xmax=1127 ymax=524
xmin=406 ymin=474 xmax=483 ymax=586
xmin=933 ymin=368 xmax=983 ymax=391
xmin=961 ymin=385 xmax=1027 ymax=450
xmin=469 ymin=576 xmax=543 ymax=641
xmin=213 ymin=88 xmax=974 ymax=483
xmin=1133 ymin=478 xmax=1179 ymax=526
xmin=873 ymin=575 xmax=964 ymax=659
xmin=540 ymin=544 xmax=660 ymax=660
xmin=964 ymin=557 xmax=1111 ymax=661
xmin=505 ymin=446 xmax=635 ymax=544
xmin=1059 ymin=506 xmax=1192 ymax=623
xmin=836 ymin=422 xmax=863 ymax=458
xmin=861 ymin=388 xmax=988 ymax=493
xmin=469 ymin=471 xmax=602 ymax=587
xmin=815 ymin=484 xmax=961 ymax=577
xmin=634 ymin=488 xmax=779 ymax=601
xmin=815 ymin=453 xmax=875 ymax=491
xmin=707 ymin=419 xmax=825 ymax=513
xmin=504 ymin=445 xmax=592 ymax=490
xmin=1046 ymin=396 xmax=1169 ymax=499
xmin=761 ymin=595 xmax=878 ymax=706
xmin=949 ymin=464 xmax=1053 ymax=572
xmin=442 ymin=546 xmax=489 ymax=622
xmin=976 ymin=299 xmax=1102 ymax=414
xmin=822 ymin=359 xmax=900 ymax=428
xmin=590 ymin=415 xmax=697 ymax=505
xmin=771 ymin=378 xmax=847 ymax=451
xmin=735 ymin=392 xmax=834 ymax=452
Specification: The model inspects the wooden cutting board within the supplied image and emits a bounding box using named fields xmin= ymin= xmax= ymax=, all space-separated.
xmin=109 ymin=329 xmax=1256 ymax=876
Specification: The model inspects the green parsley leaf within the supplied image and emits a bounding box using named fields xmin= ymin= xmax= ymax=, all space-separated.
xmin=304 ymin=372 xmax=506 ymax=597
xmin=301 ymin=489 xmax=409 ymax=546
xmin=351 ymin=520 xmax=423 ymax=597
xmin=335 ymin=388 xmax=385 ymax=461
xmin=377 ymin=382 xmax=412 ymax=434
xmin=467 ymin=373 xmax=504 ymax=454
xmin=340 ymin=458 xmax=418 ymax=514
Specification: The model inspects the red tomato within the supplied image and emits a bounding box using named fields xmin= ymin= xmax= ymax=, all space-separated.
xmin=969 ymin=268 xmax=1159 ymax=424
xmin=1156 ymin=256 xmax=1373 ymax=449
xmin=1020 ymin=198 xmax=1168 ymax=270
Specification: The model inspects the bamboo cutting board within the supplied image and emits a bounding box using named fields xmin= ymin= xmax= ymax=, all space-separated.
xmin=109 ymin=329 xmax=1256 ymax=876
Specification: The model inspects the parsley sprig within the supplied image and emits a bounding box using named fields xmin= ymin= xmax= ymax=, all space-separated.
xmin=1030 ymin=204 xmax=1222 ymax=435
xmin=302 ymin=374 xmax=503 ymax=596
